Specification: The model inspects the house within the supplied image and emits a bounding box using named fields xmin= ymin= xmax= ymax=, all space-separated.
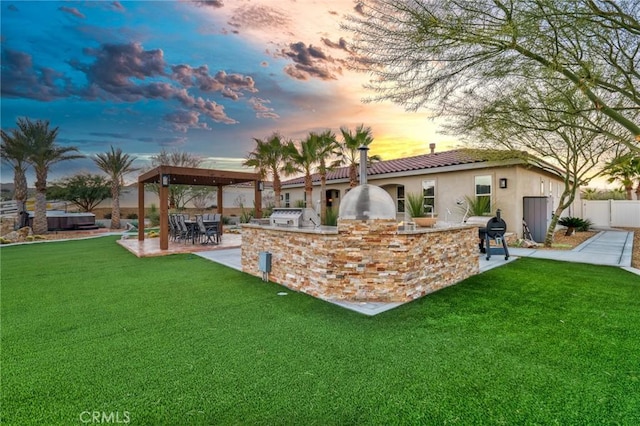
xmin=280 ymin=148 xmax=572 ymax=241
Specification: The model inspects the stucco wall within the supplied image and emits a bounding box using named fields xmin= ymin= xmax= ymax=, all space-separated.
xmin=281 ymin=164 xmax=569 ymax=239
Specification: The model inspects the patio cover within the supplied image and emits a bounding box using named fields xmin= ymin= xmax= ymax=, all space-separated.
xmin=137 ymin=165 xmax=262 ymax=250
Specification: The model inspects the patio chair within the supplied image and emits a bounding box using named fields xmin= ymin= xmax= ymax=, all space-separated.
xmin=175 ymin=214 xmax=192 ymax=244
xmin=196 ymin=215 xmax=218 ymax=244
xmin=168 ymin=214 xmax=178 ymax=241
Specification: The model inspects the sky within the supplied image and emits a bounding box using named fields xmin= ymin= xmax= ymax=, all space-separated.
xmin=1 ymin=0 xmax=458 ymax=185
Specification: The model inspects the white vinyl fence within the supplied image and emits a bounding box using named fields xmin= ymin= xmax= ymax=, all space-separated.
xmin=582 ymin=200 xmax=640 ymax=228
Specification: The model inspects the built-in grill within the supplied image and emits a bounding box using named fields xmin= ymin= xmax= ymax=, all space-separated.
xmin=269 ymin=208 xmax=320 ymax=228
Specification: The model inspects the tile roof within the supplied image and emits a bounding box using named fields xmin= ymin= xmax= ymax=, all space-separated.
xmin=281 ymin=149 xmax=486 ymax=186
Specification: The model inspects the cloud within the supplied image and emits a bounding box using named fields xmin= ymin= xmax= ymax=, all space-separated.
xmin=227 ymin=4 xmax=290 ymax=31
xmin=171 ymin=65 xmax=257 ymax=102
xmin=164 ymin=110 xmax=211 ymax=132
xmin=78 ymin=43 xmax=166 ymax=97
xmin=73 ymin=43 xmax=239 ymax=124
xmin=111 ymin=2 xmax=125 ymax=12
xmin=2 ymin=39 xmax=259 ymax=130
xmin=0 ymin=48 xmax=69 ymax=101
xmin=59 ymin=6 xmax=86 ymax=19
xmin=192 ymin=0 xmax=224 ymax=8
xmin=89 ymin=132 xmax=131 ymax=139
xmin=278 ymin=42 xmax=339 ymax=81
xmin=248 ymin=97 xmax=280 ymax=120
xmin=322 ymin=37 xmax=350 ymax=53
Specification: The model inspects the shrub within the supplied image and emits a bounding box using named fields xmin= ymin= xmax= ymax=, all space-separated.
xmin=324 ymin=207 xmax=338 ymax=226
xmin=240 ymin=208 xmax=254 ymax=224
xmin=103 ymin=212 xmax=112 ymax=219
xmin=147 ymin=204 xmax=160 ymax=227
xmin=558 ymin=217 xmax=592 ymax=235
xmin=126 ymin=213 xmax=138 ymax=219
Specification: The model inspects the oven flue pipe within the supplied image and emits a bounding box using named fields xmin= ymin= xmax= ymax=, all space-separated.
xmin=359 ymin=145 xmax=369 ymax=185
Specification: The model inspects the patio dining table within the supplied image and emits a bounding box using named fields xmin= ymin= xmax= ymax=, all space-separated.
xmin=184 ymin=219 xmax=221 ymax=244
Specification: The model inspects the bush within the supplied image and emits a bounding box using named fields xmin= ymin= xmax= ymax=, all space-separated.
xmin=324 ymin=207 xmax=338 ymax=226
xmin=558 ymin=216 xmax=592 ymax=234
xmin=126 ymin=213 xmax=138 ymax=219
xmin=103 ymin=212 xmax=112 ymax=219
xmin=147 ymin=204 xmax=160 ymax=227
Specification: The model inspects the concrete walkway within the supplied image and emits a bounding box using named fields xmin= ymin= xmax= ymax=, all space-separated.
xmin=510 ymin=230 xmax=635 ymax=269
xmin=195 ymin=230 xmax=638 ymax=315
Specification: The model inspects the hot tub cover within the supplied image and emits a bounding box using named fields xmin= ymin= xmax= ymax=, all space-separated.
xmin=338 ymin=184 xmax=396 ymax=220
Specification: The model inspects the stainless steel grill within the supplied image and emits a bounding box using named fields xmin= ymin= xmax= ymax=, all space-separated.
xmin=269 ymin=208 xmax=320 ymax=228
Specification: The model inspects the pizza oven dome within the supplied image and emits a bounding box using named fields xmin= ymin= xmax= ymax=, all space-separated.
xmin=338 ymin=184 xmax=396 ymax=220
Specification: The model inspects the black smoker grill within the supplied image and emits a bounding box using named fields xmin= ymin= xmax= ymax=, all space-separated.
xmin=478 ymin=210 xmax=509 ymax=260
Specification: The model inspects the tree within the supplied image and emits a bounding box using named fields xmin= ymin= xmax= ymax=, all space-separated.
xmin=94 ymin=146 xmax=138 ymax=229
xmin=18 ymin=118 xmax=83 ymax=234
xmin=243 ymin=132 xmax=288 ymax=208
xmin=604 ymin=153 xmax=640 ymax=200
xmin=345 ymin=0 xmax=640 ymax=150
xmin=149 ymin=149 xmax=202 ymax=209
xmin=455 ymin=81 xmax=621 ymax=247
xmin=313 ymin=130 xmax=340 ymax=223
xmin=284 ymin=136 xmax=319 ymax=209
xmin=338 ymin=124 xmax=380 ymax=187
xmin=1 ymin=127 xmax=30 ymax=227
xmin=48 ymin=174 xmax=111 ymax=212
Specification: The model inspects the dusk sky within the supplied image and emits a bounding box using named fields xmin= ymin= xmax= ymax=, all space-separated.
xmin=1 ymin=0 xmax=457 ymax=184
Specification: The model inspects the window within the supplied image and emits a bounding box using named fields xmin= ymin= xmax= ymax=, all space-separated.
xmin=397 ymin=185 xmax=405 ymax=213
xmin=474 ymin=175 xmax=492 ymax=214
xmin=422 ymin=180 xmax=436 ymax=215
xmin=284 ymin=193 xmax=290 ymax=208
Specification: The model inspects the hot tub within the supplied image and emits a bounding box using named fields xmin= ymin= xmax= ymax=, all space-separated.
xmin=27 ymin=211 xmax=96 ymax=231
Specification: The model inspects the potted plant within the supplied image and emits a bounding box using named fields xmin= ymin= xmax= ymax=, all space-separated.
xmin=406 ymin=192 xmax=437 ymax=227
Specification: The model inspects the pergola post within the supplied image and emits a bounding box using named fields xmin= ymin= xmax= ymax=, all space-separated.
xmin=137 ymin=182 xmax=145 ymax=241
xmin=217 ymin=185 xmax=223 ymax=216
xmin=159 ymin=173 xmax=169 ymax=250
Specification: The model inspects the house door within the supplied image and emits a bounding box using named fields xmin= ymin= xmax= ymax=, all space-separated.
xmin=326 ymin=189 xmax=340 ymax=208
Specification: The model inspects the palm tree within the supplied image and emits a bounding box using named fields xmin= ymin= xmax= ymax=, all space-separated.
xmin=19 ymin=118 xmax=83 ymax=234
xmin=284 ymin=136 xmax=319 ymax=208
xmin=338 ymin=124 xmax=380 ymax=187
xmin=1 ymin=128 xmax=31 ymax=227
xmin=604 ymin=154 xmax=640 ymax=200
xmin=243 ymin=133 xmax=288 ymax=208
xmin=314 ymin=130 xmax=340 ymax=223
xmin=94 ymin=146 xmax=138 ymax=229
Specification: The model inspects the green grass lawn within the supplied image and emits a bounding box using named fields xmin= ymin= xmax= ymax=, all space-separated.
xmin=2 ymin=236 xmax=639 ymax=425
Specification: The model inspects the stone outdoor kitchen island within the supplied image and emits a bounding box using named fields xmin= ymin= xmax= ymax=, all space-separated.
xmin=241 ymin=182 xmax=479 ymax=303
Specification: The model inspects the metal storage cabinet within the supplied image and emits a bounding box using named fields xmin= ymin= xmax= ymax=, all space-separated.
xmin=523 ymin=196 xmax=551 ymax=243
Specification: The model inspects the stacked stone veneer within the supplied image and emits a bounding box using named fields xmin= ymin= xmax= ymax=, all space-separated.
xmin=241 ymin=219 xmax=479 ymax=302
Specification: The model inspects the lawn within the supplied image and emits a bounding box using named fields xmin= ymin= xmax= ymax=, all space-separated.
xmin=2 ymin=236 xmax=639 ymax=425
